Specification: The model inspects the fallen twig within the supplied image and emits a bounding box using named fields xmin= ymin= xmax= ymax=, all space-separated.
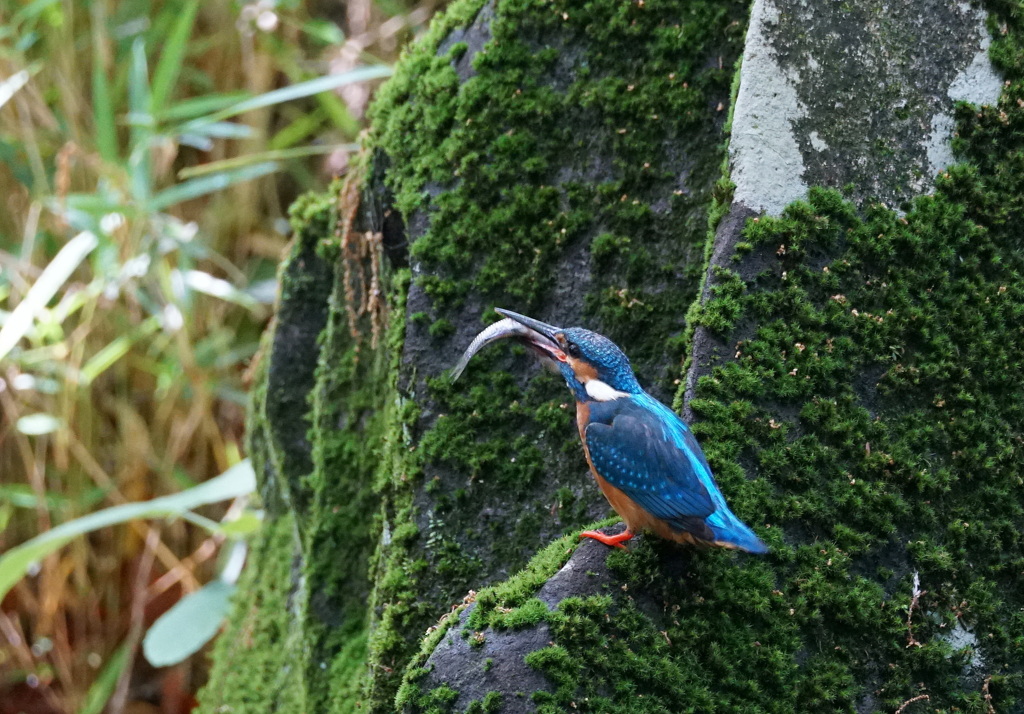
xmin=895 ymin=694 xmax=929 ymax=713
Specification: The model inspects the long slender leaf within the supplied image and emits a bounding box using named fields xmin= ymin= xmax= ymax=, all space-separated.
xmin=158 ymin=91 xmax=252 ymax=122
xmin=150 ymin=0 xmax=200 ymax=113
xmin=79 ymin=643 xmax=130 ymax=714
xmin=268 ymin=106 xmax=329 ymax=151
xmin=0 ymin=460 xmax=256 ymax=601
xmin=11 ymin=0 xmax=59 ymax=25
xmin=79 ymin=316 xmax=162 ymax=384
xmin=181 ymin=270 xmax=261 ymax=311
xmin=128 ymin=38 xmax=153 ymax=203
xmin=16 ymin=413 xmax=61 ymax=435
xmin=149 ymin=161 xmax=278 ymax=211
xmin=90 ymin=3 xmax=117 ymax=162
xmin=181 ymin=65 xmax=393 ymax=129
xmin=0 ymin=231 xmax=99 ymax=362
xmin=177 ymin=143 xmax=359 ymax=179
xmin=0 ymin=69 xmax=32 ymax=111
xmin=180 ymin=121 xmax=255 ymax=140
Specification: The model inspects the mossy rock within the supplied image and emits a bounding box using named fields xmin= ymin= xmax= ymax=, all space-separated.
xmin=200 ymin=0 xmax=1024 ymax=712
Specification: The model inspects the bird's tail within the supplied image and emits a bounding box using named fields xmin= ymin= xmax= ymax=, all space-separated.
xmin=708 ymin=519 xmax=769 ymax=554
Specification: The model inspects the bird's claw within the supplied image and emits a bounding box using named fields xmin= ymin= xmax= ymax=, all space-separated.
xmin=580 ymin=528 xmax=634 ymax=549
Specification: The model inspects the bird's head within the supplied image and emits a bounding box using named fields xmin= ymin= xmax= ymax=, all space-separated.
xmin=453 ymin=308 xmax=641 ymax=402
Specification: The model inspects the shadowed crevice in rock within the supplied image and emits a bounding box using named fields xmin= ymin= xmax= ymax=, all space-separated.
xmin=262 ymin=228 xmax=334 ymax=522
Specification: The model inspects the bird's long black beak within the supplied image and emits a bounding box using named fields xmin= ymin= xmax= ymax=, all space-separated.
xmin=494 ymin=308 xmax=563 ymax=344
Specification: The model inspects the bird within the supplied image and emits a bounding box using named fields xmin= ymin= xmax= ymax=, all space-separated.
xmin=452 ymin=308 xmax=768 ymax=553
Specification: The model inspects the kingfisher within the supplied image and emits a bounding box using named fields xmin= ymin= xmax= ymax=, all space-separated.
xmin=452 ymin=308 xmax=768 ymax=553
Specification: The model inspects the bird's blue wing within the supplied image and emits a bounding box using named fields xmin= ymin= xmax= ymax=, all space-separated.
xmin=585 ymin=399 xmax=716 ymax=525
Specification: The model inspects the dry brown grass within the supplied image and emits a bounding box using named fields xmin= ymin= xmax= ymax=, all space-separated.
xmin=0 ymin=1 xmax=439 ymax=710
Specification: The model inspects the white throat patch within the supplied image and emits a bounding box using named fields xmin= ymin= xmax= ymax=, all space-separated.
xmin=584 ymin=378 xmax=629 ymax=402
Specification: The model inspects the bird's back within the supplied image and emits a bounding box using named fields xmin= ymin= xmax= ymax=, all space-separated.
xmin=582 ymin=392 xmax=767 ymax=554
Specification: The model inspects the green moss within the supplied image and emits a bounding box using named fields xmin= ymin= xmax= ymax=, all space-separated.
xmin=367 ymin=1 xmax=746 ymax=704
xmin=396 ymin=2 xmax=1024 ymax=711
xmin=657 ymin=178 xmax=1024 ymax=710
xmin=467 ymin=530 xmax=584 ymax=631
xmin=196 ymin=516 xmax=306 ymax=713
xmin=394 ymin=603 xmax=470 ymax=711
xmin=372 ymin=0 xmax=743 ymax=373
xmin=464 ymin=691 xmax=503 ymax=714
xmin=658 ymin=8 xmax=1024 ymax=707
xmin=218 ymin=0 xmax=1024 ymax=711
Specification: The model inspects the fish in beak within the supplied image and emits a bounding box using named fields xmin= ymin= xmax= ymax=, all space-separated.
xmin=451 ymin=308 xmax=567 ymax=381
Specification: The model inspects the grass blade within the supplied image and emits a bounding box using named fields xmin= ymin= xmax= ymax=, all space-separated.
xmin=79 ymin=643 xmax=130 ymax=714
xmin=182 ymin=65 xmax=393 ymax=128
xmin=150 ymin=0 xmax=200 ymax=114
xmin=79 ymin=316 xmax=162 ymax=385
xmin=90 ymin=2 xmax=117 ymax=162
xmin=157 ymin=91 xmax=252 ymax=122
xmin=148 ymin=161 xmax=278 ymax=211
xmin=181 ymin=270 xmax=262 ymax=312
xmin=128 ymin=38 xmax=153 ymax=203
xmin=16 ymin=413 xmax=61 ymax=435
xmin=0 ymin=230 xmax=99 ymax=362
xmin=11 ymin=0 xmax=60 ymax=24
xmin=177 ymin=143 xmax=359 ymax=178
xmin=0 ymin=69 xmax=33 ymax=110
xmin=0 ymin=460 xmax=256 ymax=601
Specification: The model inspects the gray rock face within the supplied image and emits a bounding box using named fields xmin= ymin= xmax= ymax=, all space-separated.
xmin=411 ymin=530 xmax=625 ymax=713
xmin=686 ymin=0 xmax=1002 ymax=420
xmin=731 ymin=0 xmax=1001 ymax=215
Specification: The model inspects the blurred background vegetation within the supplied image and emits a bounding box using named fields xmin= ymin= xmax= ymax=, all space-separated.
xmin=0 ymin=1 xmax=439 ymax=711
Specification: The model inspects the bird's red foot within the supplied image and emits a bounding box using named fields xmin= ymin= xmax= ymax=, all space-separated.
xmin=580 ymin=528 xmax=635 ymax=549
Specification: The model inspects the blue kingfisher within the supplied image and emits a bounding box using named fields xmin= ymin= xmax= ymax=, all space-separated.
xmin=452 ymin=308 xmax=768 ymax=553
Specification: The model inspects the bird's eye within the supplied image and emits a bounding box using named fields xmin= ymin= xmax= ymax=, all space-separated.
xmin=566 ymin=343 xmax=581 ymax=358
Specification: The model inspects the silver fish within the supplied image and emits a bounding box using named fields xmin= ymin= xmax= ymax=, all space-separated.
xmin=450 ymin=318 xmax=539 ymax=381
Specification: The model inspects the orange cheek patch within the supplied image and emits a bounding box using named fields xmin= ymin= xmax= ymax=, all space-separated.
xmin=569 ymin=358 xmax=598 ymax=382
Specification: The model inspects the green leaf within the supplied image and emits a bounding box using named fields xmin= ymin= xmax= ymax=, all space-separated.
xmin=142 ymin=579 xmax=235 ymax=667
xmin=128 ymin=38 xmax=153 ymax=203
xmin=149 ymin=161 xmax=278 ymax=212
xmin=16 ymin=413 xmax=61 ymax=435
xmin=0 ymin=68 xmax=33 ymax=111
xmin=268 ymin=106 xmax=328 ymax=150
xmin=79 ymin=643 xmax=130 ymax=714
xmin=181 ymin=65 xmax=392 ymax=128
xmin=90 ymin=2 xmax=116 ymax=162
xmin=79 ymin=316 xmax=162 ymax=384
xmin=0 ymin=230 xmax=99 ymax=362
xmin=158 ymin=91 xmax=251 ymax=122
xmin=0 ymin=460 xmax=255 ymax=601
xmin=150 ymin=0 xmax=200 ymax=114
xmin=177 ymin=143 xmax=359 ymax=179
xmin=302 ymin=18 xmax=345 ymax=46
xmin=218 ymin=510 xmax=264 ymax=536
xmin=180 ymin=270 xmax=262 ymax=312
xmin=12 ymin=0 xmax=60 ymax=24
xmin=180 ymin=121 xmax=254 ymax=140
xmin=0 ymin=484 xmax=104 ymax=510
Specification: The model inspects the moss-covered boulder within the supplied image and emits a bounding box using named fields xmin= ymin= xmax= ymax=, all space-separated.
xmin=199 ymin=0 xmax=1024 ymax=711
